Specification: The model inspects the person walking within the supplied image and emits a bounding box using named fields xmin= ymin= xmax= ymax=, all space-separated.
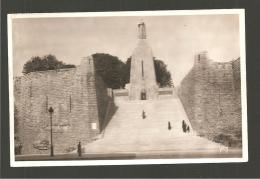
xmin=168 ymin=121 xmax=172 ymax=130
xmin=142 ymin=110 xmax=146 ymax=119
xmin=77 ymin=141 xmax=82 ymax=157
xmin=187 ymin=126 xmax=190 ymax=133
xmin=182 ymin=120 xmax=186 ymax=133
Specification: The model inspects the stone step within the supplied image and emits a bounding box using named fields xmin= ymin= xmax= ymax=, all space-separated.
xmin=82 ymin=96 xmax=221 ymax=154
xmin=83 ymin=135 xmax=222 ymax=153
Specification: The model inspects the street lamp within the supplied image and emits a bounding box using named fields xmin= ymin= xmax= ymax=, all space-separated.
xmin=48 ymin=106 xmax=54 ymax=157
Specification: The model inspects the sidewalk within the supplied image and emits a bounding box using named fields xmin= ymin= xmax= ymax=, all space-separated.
xmin=15 ymin=148 xmax=242 ymax=161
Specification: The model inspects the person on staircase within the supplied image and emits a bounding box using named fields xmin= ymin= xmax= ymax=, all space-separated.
xmin=168 ymin=121 xmax=172 ymax=130
xmin=142 ymin=110 xmax=146 ymax=119
xmin=182 ymin=120 xmax=187 ymax=133
xmin=186 ymin=126 xmax=190 ymax=133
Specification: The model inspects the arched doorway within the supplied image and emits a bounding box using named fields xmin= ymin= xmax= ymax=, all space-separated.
xmin=141 ymin=89 xmax=146 ymax=100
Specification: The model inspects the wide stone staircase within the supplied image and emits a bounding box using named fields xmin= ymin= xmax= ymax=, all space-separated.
xmin=82 ymin=92 xmax=223 ymax=155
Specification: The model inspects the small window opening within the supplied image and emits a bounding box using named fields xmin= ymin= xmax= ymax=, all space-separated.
xmin=141 ymin=60 xmax=144 ymax=78
xmin=46 ymin=96 xmax=48 ymax=112
xmin=69 ymin=95 xmax=72 ymax=112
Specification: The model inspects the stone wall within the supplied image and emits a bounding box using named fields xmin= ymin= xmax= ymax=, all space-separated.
xmin=178 ymin=52 xmax=242 ymax=147
xmin=14 ymin=56 xmax=110 ymax=155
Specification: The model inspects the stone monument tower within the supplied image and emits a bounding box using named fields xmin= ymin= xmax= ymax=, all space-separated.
xmin=129 ymin=22 xmax=158 ymax=100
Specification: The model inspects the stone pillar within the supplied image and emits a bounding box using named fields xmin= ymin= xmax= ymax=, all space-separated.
xmin=80 ymin=56 xmax=101 ymax=133
xmin=129 ymin=22 xmax=158 ymax=100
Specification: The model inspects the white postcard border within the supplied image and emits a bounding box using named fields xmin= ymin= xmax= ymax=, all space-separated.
xmin=8 ymin=9 xmax=248 ymax=167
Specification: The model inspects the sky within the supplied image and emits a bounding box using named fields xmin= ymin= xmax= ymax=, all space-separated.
xmin=11 ymin=13 xmax=240 ymax=85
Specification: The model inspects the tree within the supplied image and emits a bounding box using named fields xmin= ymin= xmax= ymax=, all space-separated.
xmin=22 ymin=54 xmax=75 ymax=74
xmin=153 ymin=58 xmax=173 ymax=87
xmin=121 ymin=57 xmax=131 ymax=85
xmin=92 ymin=53 xmax=126 ymax=89
xmin=23 ymin=53 xmax=173 ymax=89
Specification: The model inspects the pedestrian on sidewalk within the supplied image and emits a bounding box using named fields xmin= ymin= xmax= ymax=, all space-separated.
xmin=77 ymin=141 xmax=82 ymax=157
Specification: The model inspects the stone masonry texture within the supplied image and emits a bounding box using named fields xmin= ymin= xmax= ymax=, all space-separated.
xmin=178 ymin=52 xmax=242 ymax=147
xmin=14 ymin=56 xmax=110 ymax=155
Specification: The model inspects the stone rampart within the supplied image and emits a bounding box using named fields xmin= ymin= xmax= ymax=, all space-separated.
xmin=178 ymin=52 xmax=242 ymax=147
xmin=14 ymin=56 xmax=110 ymax=154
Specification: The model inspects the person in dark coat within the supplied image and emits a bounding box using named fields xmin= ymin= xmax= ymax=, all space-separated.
xmin=168 ymin=121 xmax=172 ymax=130
xmin=182 ymin=120 xmax=186 ymax=133
xmin=142 ymin=110 xmax=146 ymax=119
xmin=77 ymin=141 xmax=82 ymax=157
xmin=187 ymin=126 xmax=190 ymax=133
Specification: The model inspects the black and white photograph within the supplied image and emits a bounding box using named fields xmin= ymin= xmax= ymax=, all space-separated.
xmin=8 ymin=9 xmax=247 ymax=167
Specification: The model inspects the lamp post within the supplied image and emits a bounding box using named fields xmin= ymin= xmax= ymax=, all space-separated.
xmin=48 ymin=106 xmax=54 ymax=157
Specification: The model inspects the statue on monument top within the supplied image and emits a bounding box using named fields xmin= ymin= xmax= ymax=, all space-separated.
xmin=138 ymin=21 xmax=146 ymax=39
